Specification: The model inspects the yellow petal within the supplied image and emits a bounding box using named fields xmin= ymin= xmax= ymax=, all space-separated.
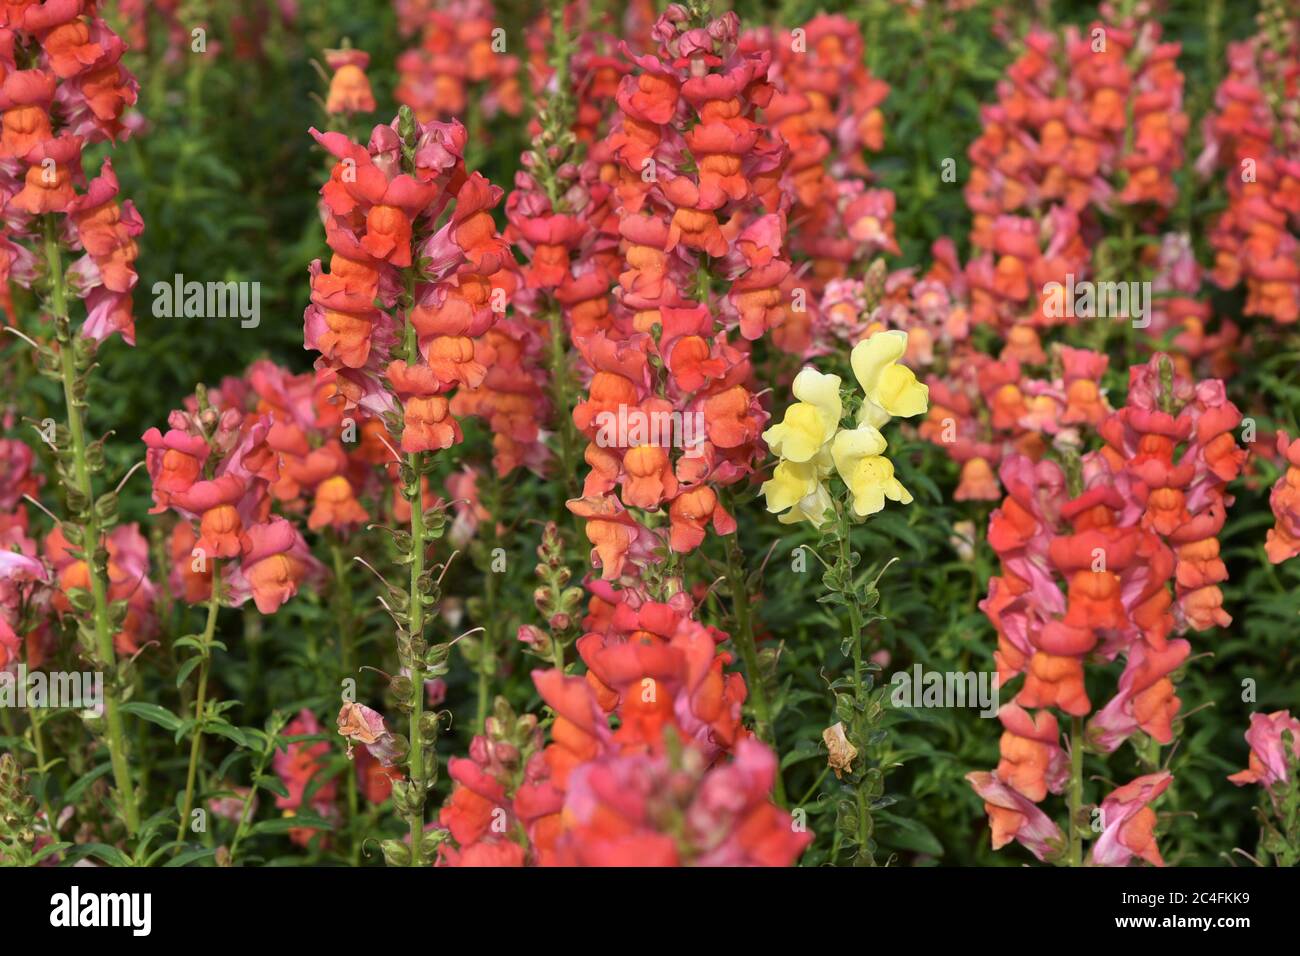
xmin=875 ymin=364 xmax=929 ymax=419
xmin=777 ymin=481 xmax=833 ymax=527
xmin=850 ymin=329 xmax=908 ymax=396
xmin=888 ymin=477 xmax=914 ymax=505
xmin=830 ymin=425 xmax=887 ymax=481
xmin=844 ymin=455 xmax=910 ymax=518
xmin=850 ymin=329 xmax=928 ymax=424
xmin=763 ymin=401 xmax=833 ymax=463
xmin=791 ymin=367 xmax=842 ymax=424
xmin=761 ymin=459 xmax=820 ymax=514
xmin=857 ymin=400 xmax=891 ymax=429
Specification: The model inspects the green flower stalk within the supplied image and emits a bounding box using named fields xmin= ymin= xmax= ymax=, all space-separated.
xmin=225 ymin=712 xmax=290 ymax=867
xmin=32 ymin=216 xmax=141 ymax=838
xmin=330 ymin=538 xmax=361 ymax=858
xmin=760 ymin=329 xmax=931 ymax=864
xmin=348 ymin=105 xmax=496 ymax=867
xmin=521 ymin=0 xmax=586 ymax=510
xmin=464 ymin=480 xmax=507 ymax=732
xmin=721 ymin=514 xmax=782 ymax=794
xmin=521 ymin=521 xmax=585 ymax=673
xmin=175 ymin=561 xmax=222 ymax=843
xmin=387 ymin=319 xmax=444 ymax=867
xmin=819 ymin=500 xmax=895 ymax=866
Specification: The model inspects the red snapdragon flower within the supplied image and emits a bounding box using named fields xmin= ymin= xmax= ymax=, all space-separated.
xmin=1266 ymin=432 xmax=1300 ymax=564
xmin=1 ymin=2 xmax=142 ymax=341
xmin=394 ymin=0 xmax=522 ymax=124
xmin=274 ymin=709 xmax=339 ymax=848
xmin=142 ymin=388 xmax=325 ymax=614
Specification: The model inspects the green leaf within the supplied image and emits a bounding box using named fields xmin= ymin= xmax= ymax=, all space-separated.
xmin=164 ymin=847 xmax=219 ymax=867
xmin=30 ymin=841 xmax=73 ymax=865
xmin=175 ymin=656 xmax=203 ymax=688
xmin=121 ymin=702 xmax=184 ymax=732
xmin=250 ymin=814 xmax=334 ymax=836
xmin=254 ymin=774 xmax=290 ymax=799
xmin=207 ymin=720 xmax=252 ymax=748
xmin=69 ymin=843 xmax=134 ymax=867
xmin=878 ymin=812 xmax=945 ymax=858
xmin=62 ymin=762 xmax=114 ymax=809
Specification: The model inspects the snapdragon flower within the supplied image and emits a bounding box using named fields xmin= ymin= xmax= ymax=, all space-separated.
xmin=761 ymin=328 xmax=927 ymax=526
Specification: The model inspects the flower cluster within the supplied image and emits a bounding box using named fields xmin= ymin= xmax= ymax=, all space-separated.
xmin=972 ymin=16 xmax=1188 ymax=214
xmin=1199 ymin=15 xmax=1300 ymax=325
xmin=963 ymin=16 xmax=1186 ymax=336
xmin=567 ymin=5 xmax=796 ymax=576
xmin=920 ymin=341 xmax=1111 ymax=501
xmin=437 ymin=591 xmax=807 ymax=866
xmin=971 ymin=353 xmax=1244 ymax=864
xmin=394 ymin=0 xmax=522 ymax=124
xmin=1266 ymin=432 xmax=1300 ymax=564
xmin=738 ymin=15 xmax=896 ymax=354
xmin=243 ymin=361 xmax=390 ymax=536
xmin=3 ymin=0 xmax=1294 ymax=875
xmin=142 ymin=382 xmax=325 ymax=615
xmin=306 ymin=114 xmax=510 ymax=444
xmin=1098 ymin=357 xmax=1246 ymax=631
xmin=1 ymin=0 xmax=143 ymax=342
xmin=452 ymin=7 xmax=624 ymax=479
xmin=762 ymin=329 xmax=927 ymax=526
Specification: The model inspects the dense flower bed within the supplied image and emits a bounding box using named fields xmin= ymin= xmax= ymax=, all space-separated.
xmin=0 ymin=0 xmax=1297 ymax=869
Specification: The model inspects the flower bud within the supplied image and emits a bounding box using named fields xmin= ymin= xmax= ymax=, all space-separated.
xmin=381 ymin=839 xmax=411 ymax=867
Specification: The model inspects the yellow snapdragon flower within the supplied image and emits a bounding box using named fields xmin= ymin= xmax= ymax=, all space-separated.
xmin=761 ymin=368 xmax=842 ymax=463
xmin=831 ymin=425 xmax=914 ymax=517
xmin=850 ymin=330 xmax=929 ymax=428
xmin=762 ymin=330 xmax=927 ymax=527
xmin=761 ymin=452 xmax=834 ymax=528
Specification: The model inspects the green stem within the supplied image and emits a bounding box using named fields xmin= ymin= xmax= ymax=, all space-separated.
xmin=836 ymin=507 xmax=871 ymax=859
xmin=226 ymin=735 xmax=276 ymax=866
xmin=477 ymin=557 xmax=494 ymax=731
xmin=29 ymin=710 xmax=59 ymax=831
xmin=797 ymin=765 xmax=830 ymax=809
xmin=406 ymin=456 xmax=427 ymax=866
xmin=545 ymin=304 xmax=580 ymax=507
xmin=46 ymin=217 xmax=140 ymax=838
xmin=177 ymin=567 xmax=220 ymax=843
xmin=1068 ymin=715 xmax=1084 ymax=866
xmin=723 ymin=531 xmax=786 ymax=806
xmin=838 ymin=520 xmax=865 ymax=714
xmin=401 ymin=262 xmax=429 ymax=866
xmin=474 ymin=480 xmax=502 ymax=731
xmin=331 ymin=541 xmax=360 ymax=864
xmin=244 ymin=606 xmax=262 ymax=712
